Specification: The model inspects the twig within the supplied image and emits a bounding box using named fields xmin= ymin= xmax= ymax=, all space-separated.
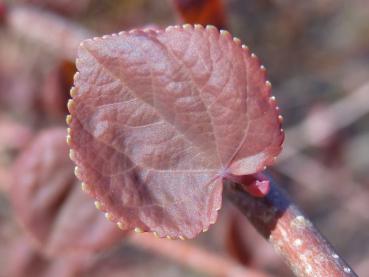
xmin=129 ymin=233 xmax=269 ymax=277
xmin=224 ymin=179 xmax=358 ymax=277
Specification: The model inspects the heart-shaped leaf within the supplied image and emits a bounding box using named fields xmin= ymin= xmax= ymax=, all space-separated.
xmin=11 ymin=128 xmax=125 ymax=256
xmin=68 ymin=25 xmax=283 ymax=239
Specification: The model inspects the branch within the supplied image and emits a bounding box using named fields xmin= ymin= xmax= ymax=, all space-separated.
xmin=224 ymin=179 xmax=358 ymax=277
xmin=129 ymin=233 xmax=269 ymax=277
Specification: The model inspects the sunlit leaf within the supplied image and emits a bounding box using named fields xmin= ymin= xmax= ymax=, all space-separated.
xmin=68 ymin=25 xmax=283 ymax=239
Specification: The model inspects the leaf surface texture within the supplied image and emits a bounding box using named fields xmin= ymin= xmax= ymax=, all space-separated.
xmin=69 ymin=26 xmax=283 ymax=238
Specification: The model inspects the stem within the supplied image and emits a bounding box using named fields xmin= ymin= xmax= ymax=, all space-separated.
xmin=224 ymin=178 xmax=358 ymax=277
xmin=129 ymin=233 xmax=269 ymax=277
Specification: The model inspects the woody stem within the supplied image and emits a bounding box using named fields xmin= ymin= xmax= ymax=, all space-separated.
xmin=224 ymin=178 xmax=358 ymax=277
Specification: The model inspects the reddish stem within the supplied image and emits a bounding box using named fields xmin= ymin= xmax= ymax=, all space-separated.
xmin=224 ymin=178 xmax=358 ymax=277
xmin=129 ymin=233 xmax=269 ymax=277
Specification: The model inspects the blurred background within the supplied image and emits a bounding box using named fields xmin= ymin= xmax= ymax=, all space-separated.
xmin=0 ymin=0 xmax=368 ymax=276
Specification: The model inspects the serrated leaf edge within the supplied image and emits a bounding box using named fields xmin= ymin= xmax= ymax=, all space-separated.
xmin=66 ymin=24 xmax=284 ymax=240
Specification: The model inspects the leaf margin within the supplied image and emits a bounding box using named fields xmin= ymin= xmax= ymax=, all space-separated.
xmin=66 ymin=24 xmax=284 ymax=240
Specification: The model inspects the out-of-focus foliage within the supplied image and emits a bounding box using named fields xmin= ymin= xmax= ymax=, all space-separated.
xmin=172 ymin=0 xmax=227 ymax=29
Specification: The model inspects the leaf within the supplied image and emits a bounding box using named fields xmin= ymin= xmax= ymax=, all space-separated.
xmin=41 ymin=60 xmax=76 ymax=119
xmin=173 ymin=0 xmax=227 ymax=30
xmin=68 ymin=25 xmax=283 ymax=239
xmin=11 ymin=128 xmax=125 ymax=257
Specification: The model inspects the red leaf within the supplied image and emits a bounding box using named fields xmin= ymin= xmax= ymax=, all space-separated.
xmin=173 ymin=0 xmax=227 ymax=29
xmin=11 ymin=128 xmax=125 ymax=256
xmin=41 ymin=60 xmax=76 ymax=119
xmin=68 ymin=25 xmax=283 ymax=239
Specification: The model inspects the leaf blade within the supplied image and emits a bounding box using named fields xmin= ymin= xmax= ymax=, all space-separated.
xmin=69 ymin=25 xmax=283 ymax=239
